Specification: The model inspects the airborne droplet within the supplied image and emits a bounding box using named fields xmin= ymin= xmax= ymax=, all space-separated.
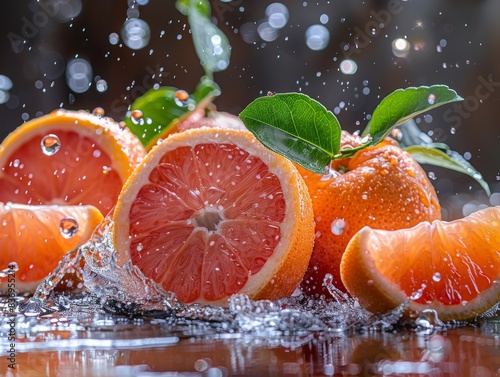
xmin=60 ymin=217 xmax=79 ymax=238
xmin=92 ymin=107 xmax=105 ymax=117
xmin=41 ymin=134 xmax=61 ymax=156
xmin=330 ymin=218 xmax=346 ymax=236
xmin=174 ymin=90 xmax=189 ymax=107
xmin=130 ymin=109 xmax=144 ymax=125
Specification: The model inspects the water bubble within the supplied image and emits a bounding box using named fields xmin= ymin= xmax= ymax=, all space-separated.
xmin=331 ymin=218 xmax=346 ymax=236
xmin=320 ymin=14 xmax=329 ymax=24
xmin=60 ymin=218 xmax=79 ymax=238
xmin=0 ymin=90 xmax=10 ymax=104
xmin=0 ymin=74 xmax=13 ymax=91
xmin=41 ymin=134 xmax=61 ymax=156
xmin=130 ymin=109 xmax=144 ymax=125
xmin=428 ymin=94 xmax=436 ymax=105
xmin=121 ymin=18 xmax=151 ymax=50
xmin=339 ymin=59 xmax=358 ymax=75
xmin=109 ymin=32 xmax=119 ymax=45
xmin=305 ymin=24 xmax=330 ymax=51
xmin=266 ymin=3 xmax=289 ymax=29
xmin=96 ymin=79 xmax=108 ymax=93
xmin=432 ymin=272 xmax=441 ymax=282
xmin=92 ymin=107 xmax=105 ymax=117
xmin=392 ymin=38 xmax=410 ymax=57
xmin=174 ymin=90 xmax=189 ymax=107
xmin=257 ymin=21 xmax=279 ymax=42
xmin=52 ymin=0 xmax=82 ymax=22
xmin=66 ymin=58 xmax=93 ymax=93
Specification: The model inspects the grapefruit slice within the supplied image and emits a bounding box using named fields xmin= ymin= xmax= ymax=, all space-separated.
xmin=340 ymin=206 xmax=500 ymax=321
xmin=113 ymin=127 xmax=315 ymax=305
xmin=0 ymin=203 xmax=103 ymax=293
xmin=0 ymin=109 xmax=146 ymax=215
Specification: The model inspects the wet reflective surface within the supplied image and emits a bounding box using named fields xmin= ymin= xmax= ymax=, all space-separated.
xmin=2 ymin=293 xmax=500 ymax=377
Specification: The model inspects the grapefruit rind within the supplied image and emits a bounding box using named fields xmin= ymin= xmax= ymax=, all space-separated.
xmin=0 ymin=109 xmax=145 ymax=183
xmin=341 ymin=206 xmax=500 ymax=321
xmin=113 ymin=127 xmax=315 ymax=306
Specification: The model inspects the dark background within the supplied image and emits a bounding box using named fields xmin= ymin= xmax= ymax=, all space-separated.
xmin=0 ymin=0 xmax=499 ymax=219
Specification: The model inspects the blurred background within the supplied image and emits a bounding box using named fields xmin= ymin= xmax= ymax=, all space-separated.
xmin=0 ymin=0 xmax=499 ymax=219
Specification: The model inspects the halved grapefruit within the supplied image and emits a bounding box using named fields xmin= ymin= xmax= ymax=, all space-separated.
xmin=112 ymin=127 xmax=315 ymax=305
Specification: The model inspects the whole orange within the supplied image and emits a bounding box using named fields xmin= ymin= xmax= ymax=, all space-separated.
xmin=299 ymin=131 xmax=441 ymax=296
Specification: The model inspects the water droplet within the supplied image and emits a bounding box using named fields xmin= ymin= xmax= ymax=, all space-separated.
xmin=174 ymin=90 xmax=189 ymax=107
xmin=41 ymin=134 xmax=61 ymax=156
xmin=121 ymin=18 xmax=151 ymax=50
xmin=130 ymin=109 xmax=144 ymax=125
xmin=119 ymin=121 xmax=127 ymax=130
xmin=108 ymin=32 xmax=119 ymax=45
xmin=92 ymin=107 xmax=105 ymax=117
xmin=305 ymin=24 xmax=330 ymax=51
xmin=331 ymin=218 xmax=346 ymax=236
xmin=432 ymin=272 xmax=441 ymax=282
xmin=66 ymin=58 xmax=93 ymax=94
xmin=60 ymin=218 xmax=79 ymax=238
xmin=391 ymin=38 xmax=410 ymax=57
xmin=339 ymin=59 xmax=358 ymax=75
xmin=428 ymin=94 xmax=436 ymax=105
xmin=96 ymin=79 xmax=108 ymax=93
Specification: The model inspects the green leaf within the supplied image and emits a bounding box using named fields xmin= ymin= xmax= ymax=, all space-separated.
xmin=366 ymin=85 xmax=463 ymax=145
xmin=178 ymin=0 xmax=230 ymax=76
xmin=123 ymin=86 xmax=195 ymax=147
xmin=239 ymin=93 xmax=342 ymax=174
xmin=405 ymin=145 xmax=491 ymax=196
xmin=123 ymin=76 xmax=220 ymax=147
xmin=175 ymin=0 xmax=210 ymax=17
xmin=192 ymin=75 xmax=221 ymax=104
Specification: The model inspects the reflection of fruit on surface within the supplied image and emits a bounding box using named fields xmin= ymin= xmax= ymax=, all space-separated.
xmin=341 ymin=206 xmax=500 ymax=321
xmin=0 ymin=109 xmax=146 ymax=215
xmin=299 ymin=131 xmax=442 ymax=295
xmin=0 ymin=203 xmax=103 ymax=293
xmin=113 ymin=127 xmax=315 ymax=305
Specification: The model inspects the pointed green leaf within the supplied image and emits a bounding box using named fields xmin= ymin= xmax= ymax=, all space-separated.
xmin=188 ymin=2 xmax=230 ymax=75
xmin=192 ymin=75 xmax=221 ymax=104
xmin=123 ymin=86 xmax=196 ymax=147
xmin=405 ymin=145 xmax=491 ymax=196
xmin=366 ymin=85 xmax=463 ymax=145
xmin=123 ymin=76 xmax=220 ymax=147
xmin=240 ymin=93 xmax=342 ymax=174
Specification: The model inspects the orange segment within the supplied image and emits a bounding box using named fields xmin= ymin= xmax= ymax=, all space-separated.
xmin=0 ymin=203 xmax=103 ymax=293
xmin=0 ymin=109 xmax=146 ymax=215
xmin=113 ymin=127 xmax=315 ymax=305
xmin=340 ymin=206 xmax=500 ymax=321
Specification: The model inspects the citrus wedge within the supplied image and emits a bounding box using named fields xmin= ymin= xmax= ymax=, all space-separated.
xmin=0 ymin=109 xmax=146 ymax=215
xmin=0 ymin=202 xmax=103 ymax=293
xmin=340 ymin=206 xmax=500 ymax=321
xmin=113 ymin=127 xmax=315 ymax=305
